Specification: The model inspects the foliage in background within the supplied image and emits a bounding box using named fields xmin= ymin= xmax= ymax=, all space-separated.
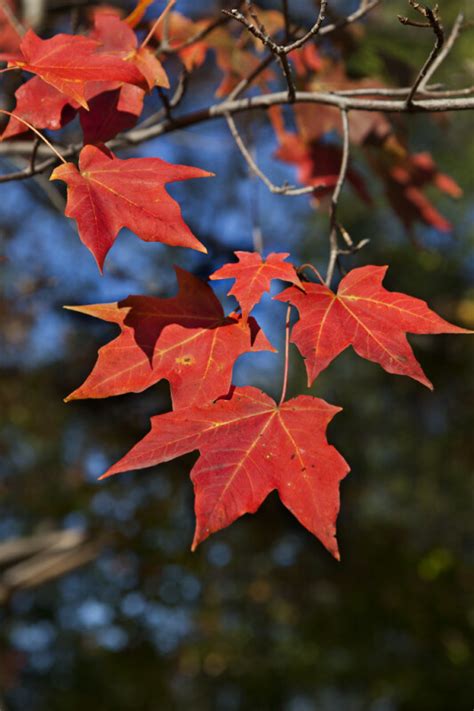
xmin=0 ymin=0 xmax=473 ymax=709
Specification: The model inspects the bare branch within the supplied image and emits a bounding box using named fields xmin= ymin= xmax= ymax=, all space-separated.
xmin=326 ymin=108 xmax=350 ymax=286
xmin=283 ymin=0 xmax=327 ymax=53
xmin=225 ymin=112 xmax=315 ymax=195
xmin=399 ymin=1 xmax=445 ymax=106
xmin=318 ymin=0 xmax=380 ymax=37
xmin=418 ymin=11 xmax=464 ymax=90
xmin=2 ymin=90 xmax=474 ymax=183
xmin=226 ymin=1 xmax=327 ymax=56
xmin=227 ymin=0 xmax=382 ymax=101
xmin=223 ymin=5 xmax=298 ymax=99
xmin=223 ymin=7 xmax=276 ymax=50
xmin=279 ymin=52 xmax=296 ymax=101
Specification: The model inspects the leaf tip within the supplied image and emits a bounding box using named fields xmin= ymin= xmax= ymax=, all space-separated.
xmin=91 ymin=251 xmax=106 ymax=274
xmin=328 ymin=537 xmax=341 ymax=561
xmin=416 ymin=372 xmax=434 ymax=390
xmin=98 ymin=469 xmax=114 ymax=481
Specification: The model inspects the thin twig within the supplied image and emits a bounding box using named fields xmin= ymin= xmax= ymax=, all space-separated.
xmin=223 ymin=8 xmax=275 ymax=50
xmin=0 ymin=110 xmax=67 ymax=165
xmin=170 ymin=69 xmax=189 ymax=108
xmin=140 ymin=0 xmax=176 ymax=50
xmin=223 ymin=5 xmax=296 ymax=100
xmin=227 ymin=0 xmax=382 ymax=102
xmin=224 ymin=1 xmax=326 ymax=101
xmin=157 ymin=86 xmax=172 ymax=120
xmin=399 ymin=0 xmax=445 ymax=106
xmin=225 ymin=112 xmax=315 ymax=195
xmin=319 ymin=0 xmax=380 ymax=37
xmin=326 ymin=108 xmax=350 ymax=287
xmin=418 ymin=11 xmax=464 ymax=90
xmin=226 ymin=0 xmax=327 ymax=56
xmin=279 ymin=304 xmax=292 ymax=405
xmin=283 ymin=0 xmax=328 ymax=53
xmin=135 ymin=70 xmax=189 ymax=131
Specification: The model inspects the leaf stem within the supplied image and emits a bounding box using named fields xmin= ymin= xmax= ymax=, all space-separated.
xmin=279 ymin=304 xmax=292 ymax=405
xmin=0 ymin=110 xmax=67 ymax=164
xmin=298 ymin=263 xmax=325 ymax=285
xmin=141 ymin=0 xmax=176 ymax=49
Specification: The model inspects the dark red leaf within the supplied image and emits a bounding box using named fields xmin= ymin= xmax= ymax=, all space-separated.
xmin=66 ymin=268 xmax=274 ymax=407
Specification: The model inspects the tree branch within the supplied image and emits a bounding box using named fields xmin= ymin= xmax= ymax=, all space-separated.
xmin=283 ymin=0 xmax=327 ymax=53
xmin=2 ymin=91 xmax=474 ymax=183
xmin=418 ymin=11 xmax=464 ymax=90
xmin=225 ymin=111 xmax=315 ymax=195
xmin=399 ymin=1 xmax=445 ymax=107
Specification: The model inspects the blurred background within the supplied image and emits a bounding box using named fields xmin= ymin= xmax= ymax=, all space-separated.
xmin=0 ymin=0 xmax=473 ymax=709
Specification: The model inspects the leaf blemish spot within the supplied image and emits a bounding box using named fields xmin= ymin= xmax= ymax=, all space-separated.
xmin=176 ymin=355 xmax=195 ymax=366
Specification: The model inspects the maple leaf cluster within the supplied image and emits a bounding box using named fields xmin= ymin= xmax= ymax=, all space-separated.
xmin=0 ymin=1 xmax=471 ymax=559
xmin=66 ymin=252 xmax=469 ymax=559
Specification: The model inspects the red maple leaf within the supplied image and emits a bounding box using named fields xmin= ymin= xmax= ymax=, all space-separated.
xmin=1 ymin=29 xmax=146 ymax=108
xmin=1 ymin=13 xmax=162 ymax=143
xmin=50 ymin=145 xmax=212 ymax=270
xmin=385 ymin=151 xmax=462 ymax=233
xmin=210 ymin=251 xmax=304 ymax=318
xmin=102 ymin=386 xmax=349 ymax=559
xmin=90 ymin=12 xmax=168 ymax=91
xmin=79 ymin=85 xmax=144 ymax=144
xmin=1 ymin=77 xmax=78 ymax=140
xmin=289 ymin=44 xmax=324 ymax=77
xmin=66 ymin=268 xmax=273 ymax=407
xmin=276 ymin=265 xmax=470 ymax=388
xmin=0 ymin=0 xmax=22 ymax=54
xmin=1 ymin=78 xmax=143 ymax=143
xmin=153 ymin=11 xmax=211 ymax=73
